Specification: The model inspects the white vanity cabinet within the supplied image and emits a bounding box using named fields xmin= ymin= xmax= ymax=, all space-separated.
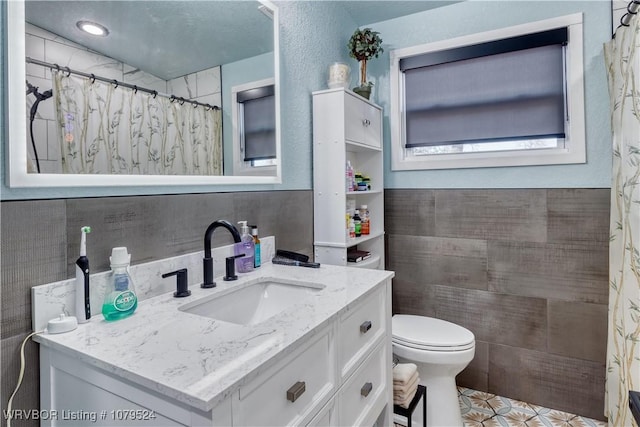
xmin=38 ymin=271 xmax=393 ymax=427
xmin=39 ymin=348 xmax=231 ymax=427
xmin=233 ymin=283 xmax=392 ymax=427
xmin=312 ymin=88 xmax=385 ymax=269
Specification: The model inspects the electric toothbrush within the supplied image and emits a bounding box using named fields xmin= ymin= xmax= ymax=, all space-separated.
xmin=75 ymin=226 xmax=91 ymax=323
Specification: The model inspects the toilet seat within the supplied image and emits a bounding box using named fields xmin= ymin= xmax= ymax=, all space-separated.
xmin=392 ymin=315 xmax=475 ymax=352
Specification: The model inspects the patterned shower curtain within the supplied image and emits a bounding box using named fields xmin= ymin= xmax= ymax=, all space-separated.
xmin=52 ymin=71 xmax=223 ymax=175
xmin=604 ymin=14 xmax=640 ymax=427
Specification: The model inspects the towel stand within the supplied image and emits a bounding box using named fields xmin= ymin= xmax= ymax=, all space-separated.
xmin=393 ymin=384 xmax=426 ymax=427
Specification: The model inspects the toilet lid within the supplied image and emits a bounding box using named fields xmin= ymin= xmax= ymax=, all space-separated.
xmin=392 ymin=315 xmax=475 ymax=351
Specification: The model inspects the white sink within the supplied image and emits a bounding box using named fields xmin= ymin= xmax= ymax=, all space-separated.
xmin=180 ymin=279 xmax=324 ymax=326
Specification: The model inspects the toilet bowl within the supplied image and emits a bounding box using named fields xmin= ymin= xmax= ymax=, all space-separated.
xmin=392 ymin=315 xmax=475 ymax=427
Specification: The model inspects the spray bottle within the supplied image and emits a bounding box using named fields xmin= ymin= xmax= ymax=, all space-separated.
xmin=75 ymin=226 xmax=91 ymax=323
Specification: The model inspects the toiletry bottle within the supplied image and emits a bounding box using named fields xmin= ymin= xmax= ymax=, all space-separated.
xmin=102 ymin=247 xmax=138 ymax=321
xmin=360 ymin=205 xmax=370 ymax=235
xmin=346 ymin=213 xmax=351 ymax=239
xmin=346 ymin=161 xmax=355 ymax=192
xmin=75 ymin=226 xmax=91 ymax=324
xmin=234 ymin=221 xmax=255 ymax=273
xmin=353 ymin=209 xmax=362 ymax=237
xmin=251 ymin=226 xmax=261 ymax=268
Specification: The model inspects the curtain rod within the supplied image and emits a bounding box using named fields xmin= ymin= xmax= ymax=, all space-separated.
xmin=25 ymin=57 xmax=219 ymax=110
xmin=614 ymin=0 xmax=639 ymax=38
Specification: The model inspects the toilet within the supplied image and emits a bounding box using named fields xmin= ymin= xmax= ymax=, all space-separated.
xmin=392 ymin=315 xmax=475 ymax=427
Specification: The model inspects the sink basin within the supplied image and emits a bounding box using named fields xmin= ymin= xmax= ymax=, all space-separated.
xmin=180 ymin=279 xmax=324 ymax=326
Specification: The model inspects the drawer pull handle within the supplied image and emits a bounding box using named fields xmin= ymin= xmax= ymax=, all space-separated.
xmin=360 ymin=320 xmax=372 ymax=334
xmin=286 ymin=381 xmax=306 ymax=403
xmin=361 ymin=382 xmax=373 ymax=397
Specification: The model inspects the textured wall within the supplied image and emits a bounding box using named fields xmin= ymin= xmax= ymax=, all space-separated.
xmin=0 ymin=190 xmax=313 ymax=424
xmin=385 ymin=188 xmax=610 ymax=420
xmin=367 ymin=1 xmax=612 ymax=189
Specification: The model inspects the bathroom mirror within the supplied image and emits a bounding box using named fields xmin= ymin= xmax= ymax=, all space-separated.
xmin=6 ymin=0 xmax=281 ymax=187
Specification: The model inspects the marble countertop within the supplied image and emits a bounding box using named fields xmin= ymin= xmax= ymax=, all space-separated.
xmin=35 ymin=262 xmax=394 ymax=412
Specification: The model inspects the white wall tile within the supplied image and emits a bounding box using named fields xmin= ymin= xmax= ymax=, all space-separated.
xmin=168 ymin=74 xmax=196 ymax=99
xmin=25 ymin=33 xmax=46 ymax=78
xmin=123 ymin=67 xmax=167 ymax=93
xmin=47 ymin=120 xmax=60 ymax=161
xmin=195 ymin=92 xmax=222 ymax=109
xmin=196 ymin=67 xmax=221 ymax=97
xmin=44 ymin=40 xmax=123 ymax=80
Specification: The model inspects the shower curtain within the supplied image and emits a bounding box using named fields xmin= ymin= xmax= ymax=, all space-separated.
xmin=52 ymin=71 xmax=223 ymax=175
xmin=604 ymin=13 xmax=640 ymax=427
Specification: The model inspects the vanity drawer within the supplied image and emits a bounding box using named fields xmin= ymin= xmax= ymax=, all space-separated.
xmin=236 ymin=329 xmax=336 ymax=427
xmin=338 ymin=340 xmax=387 ymax=427
xmin=339 ymin=287 xmax=386 ymax=379
xmin=306 ymin=396 xmax=338 ymax=427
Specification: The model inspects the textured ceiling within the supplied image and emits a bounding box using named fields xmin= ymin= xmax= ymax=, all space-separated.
xmin=343 ymin=1 xmax=460 ymax=26
xmin=25 ymin=1 xmax=274 ymax=80
xmin=25 ymin=1 xmax=458 ymax=80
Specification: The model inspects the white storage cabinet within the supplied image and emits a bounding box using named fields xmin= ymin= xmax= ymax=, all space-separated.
xmin=312 ymin=88 xmax=385 ymax=269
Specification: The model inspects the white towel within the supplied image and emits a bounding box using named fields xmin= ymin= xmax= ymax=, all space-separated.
xmin=392 ymin=363 xmax=417 ymax=384
xmin=393 ymin=371 xmax=418 ymax=392
xmin=393 ymin=384 xmax=419 ymax=409
xmin=393 ymin=374 xmax=419 ymax=399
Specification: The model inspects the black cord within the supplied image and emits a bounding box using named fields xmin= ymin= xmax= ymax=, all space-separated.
xmin=25 ymin=81 xmax=52 ymax=173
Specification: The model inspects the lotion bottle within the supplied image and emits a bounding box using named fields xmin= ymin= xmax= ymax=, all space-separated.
xmin=234 ymin=221 xmax=255 ymax=273
xmin=251 ymin=226 xmax=261 ymax=268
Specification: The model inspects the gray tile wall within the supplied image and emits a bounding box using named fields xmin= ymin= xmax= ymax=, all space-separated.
xmin=0 ymin=190 xmax=313 ymax=425
xmin=385 ymin=188 xmax=609 ymax=421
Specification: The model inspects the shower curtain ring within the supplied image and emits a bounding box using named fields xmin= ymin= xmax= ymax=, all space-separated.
xmin=111 ymin=80 xmax=119 ymax=89
xmin=170 ymin=95 xmax=176 ymax=103
xmin=152 ymin=91 xmax=158 ymax=99
xmin=620 ymin=13 xmax=630 ymax=26
xmin=204 ymin=104 xmax=211 ymax=111
xmin=193 ymin=102 xmax=198 ymax=108
xmin=89 ymin=74 xmax=96 ymax=84
xmin=133 ymin=85 xmax=138 ymax=94
xmin=54 ymin=63 xmax=61 ymax=73
xmin=179 ymin=97 xmax=185 ymax=105
xmin=63 ymin=66 xmax=71 ymax=77
xmin=628 ymin=2 xmax=638 ymax=13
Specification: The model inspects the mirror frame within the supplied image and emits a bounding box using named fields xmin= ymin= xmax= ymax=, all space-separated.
xmin=6 ymin=0 xmax=281 ymax=187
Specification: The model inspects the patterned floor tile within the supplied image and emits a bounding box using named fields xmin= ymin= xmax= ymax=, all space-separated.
xmin=458 ymin=388 xmax=606 ymax=427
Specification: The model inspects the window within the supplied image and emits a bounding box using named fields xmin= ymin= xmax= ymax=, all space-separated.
xmin=390 ymin=14 xmax=585 ymax=171
xmin=232 ymin=78 xmax=277 ymax=175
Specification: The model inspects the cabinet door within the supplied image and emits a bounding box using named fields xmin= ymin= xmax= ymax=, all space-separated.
xmin=345 ymin=93 xmax=382 ymax=149
xmin=362 ymin=102 xmax=382 ymax=149
xmin=345 ymin=92 xmax=366 ymax=145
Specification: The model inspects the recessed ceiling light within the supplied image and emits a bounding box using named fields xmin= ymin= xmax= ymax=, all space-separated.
xmin=76 ymin=20 xmax=109 ymax=37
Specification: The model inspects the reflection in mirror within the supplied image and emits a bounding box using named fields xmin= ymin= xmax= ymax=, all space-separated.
xmin=7 ymin=0 xmax=281 ymax=187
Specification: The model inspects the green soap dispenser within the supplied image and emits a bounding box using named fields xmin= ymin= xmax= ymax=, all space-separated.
xmin=102 ymin=247 xmax=138 ymax=321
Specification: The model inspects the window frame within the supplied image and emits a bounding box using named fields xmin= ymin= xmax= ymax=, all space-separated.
xmin=231 ymin=77 xmax=277 ymax=176
xmin=389 ymin=13 xmax=585 ymax=171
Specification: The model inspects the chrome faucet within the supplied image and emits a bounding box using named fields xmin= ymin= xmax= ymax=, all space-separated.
xmin=202 ymin=220 xmax=241 ymax=288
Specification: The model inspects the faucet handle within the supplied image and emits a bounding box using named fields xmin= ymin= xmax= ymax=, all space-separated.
xmin=162 ymin=268 xmax=191 ymax=298
xmin=224 ymin=254 xmax=245 ymax=281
